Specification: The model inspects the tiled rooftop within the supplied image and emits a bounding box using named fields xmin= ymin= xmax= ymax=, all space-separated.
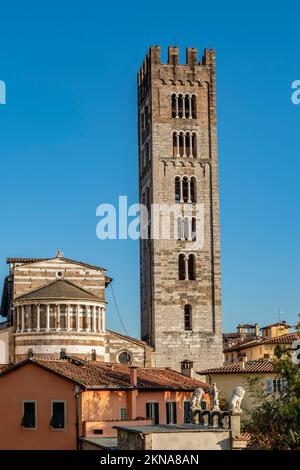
xmin=197 ymin=359 xmax=276 ymax=375
xmin=224 ymin=332 xmax=299 ymax=353
xmin=0 ymin=357 xmax=209 ymax=391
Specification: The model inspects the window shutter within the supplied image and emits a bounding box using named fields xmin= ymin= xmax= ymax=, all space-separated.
xmin=22 ymin=402 xmax=36 ymax=428
xmin=154 ymin=403 xmax=159 ymax=424
xmin=166 ymin=402 xmax=171 ymax=424
xmin=173 ymin=402 xmax=177 ymax=424
xmin=146 ymin=402 xmax=151 ymax=419
xmin=184 ymin=401 xmax=191 ymax=423
xmin=266 ymin=379 xmax=274 ymax=394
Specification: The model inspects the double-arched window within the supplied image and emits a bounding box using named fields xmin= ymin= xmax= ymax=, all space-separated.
xmin=172 ymin=93 xmax=197 ymax=119
xmin=175 ymin=176 xmax=196 ymax=203
xmin=172 ymin=131 xmax=197 ymax=158
xmin=178 ymin=253 xmax=196 ymax=280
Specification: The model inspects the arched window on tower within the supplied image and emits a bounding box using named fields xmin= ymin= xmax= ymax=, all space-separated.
xmin=178 ymin=254 xmax=186 ymax=280
xmin=172 ymin=94 xmax=177 ymax=118
xmin=190 ymin=177 xmax=196 ymax=203
xmin=175 ymin=177 xmax=181 ymax=203
xmin=184 ymin=305 xmax=192 ymax=331
xmin=192 ymin=95 xmax=197 ymax=119
xmin=188 ymin=254 xmax=196 ymax=280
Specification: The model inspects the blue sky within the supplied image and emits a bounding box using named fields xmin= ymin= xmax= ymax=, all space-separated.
xmin=0 ymin=1 xmax=299 ymax=336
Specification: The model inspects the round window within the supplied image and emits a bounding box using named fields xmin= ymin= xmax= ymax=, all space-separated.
xmin=118 ymin=351 xmax=133 ymax=365
xmin=56 ymin=271 xmax=64 ymax=279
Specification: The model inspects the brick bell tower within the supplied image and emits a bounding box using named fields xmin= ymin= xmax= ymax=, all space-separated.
xmin=138 ymin=46 xmax=223 ymax=371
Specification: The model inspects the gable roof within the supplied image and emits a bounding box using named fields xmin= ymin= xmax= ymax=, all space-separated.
xmin=0 ymin=358 xmax=210 ymax=391
xmin=7 ymin=256 xmax=107 ymax=272
xmin=15 ymin=279 xmax=100 ymax=302
xmin=224 ymin=332 xmax=299 ymax=353
xmin=106 ymin=329 xmax=154 ymax=349
xmin=7 ymin=256 xmax=112 ymax=287
xmin=197 ymin=359 xmax=276 ymax=375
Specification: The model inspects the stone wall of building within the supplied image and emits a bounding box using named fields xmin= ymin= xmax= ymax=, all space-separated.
xmin=138 ymin=46 xmax=223 ymax=371
xmin=105 ymin=330 xmax=154 ymax=367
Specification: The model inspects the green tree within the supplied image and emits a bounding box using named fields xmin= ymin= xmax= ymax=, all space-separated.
xmin=245 ymin=331 xmax=300 ymax=450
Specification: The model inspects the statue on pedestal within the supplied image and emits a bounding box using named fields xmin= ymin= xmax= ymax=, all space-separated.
xmin=230 ymin=386 xmax=245 ymax=413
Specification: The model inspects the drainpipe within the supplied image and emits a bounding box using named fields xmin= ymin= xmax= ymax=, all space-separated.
xmin=75 ymin=385 xmax=81 ymax=450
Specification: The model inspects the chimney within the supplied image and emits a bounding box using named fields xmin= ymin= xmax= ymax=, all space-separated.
xmin=255 ymin=323 xmax=259 ymax=337
xmin=130 ymin=367 xmax=138 ymax=386
xmin=60 ymin=348 xmax=67 ymax=359
xmin=238 ymin=354 xmax=247 ymax=370
xmin=27 ymin=348 xmax=34 ymax=359
xmin=180 ymin=360 xmax=194 ymax=378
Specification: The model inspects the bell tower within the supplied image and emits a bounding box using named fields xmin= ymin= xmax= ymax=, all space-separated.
xmin=138 ymin=45 xmax=223 ymax=371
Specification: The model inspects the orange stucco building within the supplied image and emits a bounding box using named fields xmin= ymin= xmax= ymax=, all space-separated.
xmin=0 ymin=356 xmax=210 ymax=450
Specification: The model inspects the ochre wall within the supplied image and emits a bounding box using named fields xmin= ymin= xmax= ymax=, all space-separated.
xmin=0 ymin=363 xmax=77 ymax=450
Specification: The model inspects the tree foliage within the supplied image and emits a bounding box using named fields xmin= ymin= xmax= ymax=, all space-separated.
xmin=245 ymin=334 xmax=300 ymax=450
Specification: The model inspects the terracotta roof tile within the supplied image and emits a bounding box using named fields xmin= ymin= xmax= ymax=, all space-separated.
xmin=197 ymin=359 xmax=276 ymax=375
xmin=0 ymin=358 xmax=209 ymax=391
xmin=224 ymin=332 xmax=299 ymax=353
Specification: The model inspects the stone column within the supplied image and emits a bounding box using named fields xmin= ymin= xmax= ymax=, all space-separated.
xmin=46 ymin=304 xmax=50 ymax=331
xmin=185 ymin=257 xmax=189 ymax=280
xmin=101 ymin=307 xmax=105 ymax=332
xmin=86 ymin=305 xmax=90 ymax=332
xmin=189 ymin=133 xmax=193 ymax=157
xmin=77 ymin=304 xmax=80 ymax=331
xmin=56 ymin=304 xmax=60 ymax=331
xmin=16 ymin=306 xmax=20 ymax=332
xmin=188 ymin=95 xmax=192 ymax=119
xmin=180 ymin=179 xmax=183 ymax=203
xmin=98 ymin=308 xmax=102 ymax=332
xmin=21 ymin=305 xmax=25 ymax=332
xmin=182 ymin=95 xmax=186 ymax=118
xmin=37 ymin=304 xmax=40 ymax=332
xmin=66 ymin=304 xmax=70 ymax=330
xmin=183 ymin=133 xmax=186 ymax=157
xmin=176 ymin=133 xmax=180 ymax=158
xmin=175 ymin=95 xmax=179 ymax=118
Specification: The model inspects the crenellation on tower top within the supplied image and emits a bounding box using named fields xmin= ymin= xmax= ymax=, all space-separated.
xmin=186 ymin=47 xmax=198 ymax=66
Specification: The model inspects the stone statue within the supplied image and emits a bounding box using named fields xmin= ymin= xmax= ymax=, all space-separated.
xmin=211 ymin=382 xmax=220 ymax=411
xmin=190 ymin=388 xmax=204 ymax=423
xmin=230 ymin=386 xmax=245 ymax=413
xmin=56 ymin=249 xmax=64 ymax=258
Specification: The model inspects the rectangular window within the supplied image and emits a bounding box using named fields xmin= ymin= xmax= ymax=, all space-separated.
xmin=146 ymin=402 xmax=159 ymax=425
xmin=50 ymin=401 xmax=66 ymax=429
xmin=166 ymin=402 xmax=177 ymax=424
xmin=184 ymin=401 xmax=191 ymax=423
xmin=120 ymin=408 xmax=127 ymax=421
xmin=22 ymin=401 xmax=36 ymax=429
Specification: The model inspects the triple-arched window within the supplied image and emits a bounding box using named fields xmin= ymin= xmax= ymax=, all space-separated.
xmin=175 ymin=176 xmax=196 ymax=203
xmin=178 ymin=253 xmax=196 ymax=280
xmin=172 ymin=93 xmax=197 ymax=119
xmin=177 ymin=217 xmax=196 ymax=241
xmin=172 ymin=131 xmax=197 ymax=158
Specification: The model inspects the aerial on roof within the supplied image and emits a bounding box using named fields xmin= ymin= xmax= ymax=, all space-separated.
xmin=0 ymin=357 xmax=210 ymax=391
xmin=15 ymin=279 xmax=100 ymax=302
xmin=197 ymin=359 xmax=276 ymax=375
